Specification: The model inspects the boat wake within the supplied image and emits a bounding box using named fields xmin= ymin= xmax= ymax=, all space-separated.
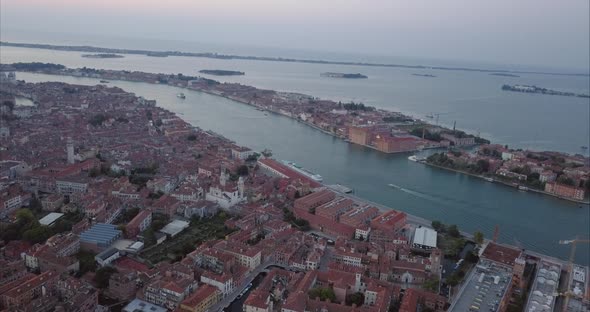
xmin=388 ymin=183 xmax=438 ymax=202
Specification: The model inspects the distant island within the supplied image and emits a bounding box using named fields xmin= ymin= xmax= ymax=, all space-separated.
xmin=490 ymin=73 xmax=520 ymax=77
xmin=412 ymin=73 xmax=437 ymax=78
xmin=199 ymin=69 xmax=245 ymax=76
xmin=146 ymin=51 xmax=168 ymax=57
xmin=7 ymin=41 xmax=588 ymax=77
xmin=81 ymin=53 xmax=124 ymax=59
xmin=321 ymin=72 xmax=368 ymax=79
xmin=502 ymin=84 xmax=590 ymax=98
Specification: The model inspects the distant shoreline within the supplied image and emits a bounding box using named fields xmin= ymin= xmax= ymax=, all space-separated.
xmin=421 ymin=161 xmax=590 ymax=205
xmin=1 ymin=41 xmax=588 ymax=77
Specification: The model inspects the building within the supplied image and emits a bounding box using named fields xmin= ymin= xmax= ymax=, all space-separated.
xmin=144 ymin=276 xmax=196 ymax=310
xmin=67 ymin=137 xmax=75 ymax=164
xmin=95 ymin=247 xmax=121 ymax=267
xmin=440 ymin=133 xmax=475 ymax=146
xmin=39 ymin=212 xmax=65 ymax=226
xmin=205 ymin=172 xmax=245 ymax=209
xmin=0 ymin=270 xmax=59 ymax=312
xmin=200 ymin=271 xmax=235 ymax=296
xmin=480 ymin=242 xmax=522 ymax=269
xmin=179 ymin=284 xmax=221 ymax=312
xmin=412 ymin=227 xmax=437 ymax=250
xmin=373 ymin=135 xmax=421 ymax=153
xmin=400 ymin=288 xmax=448 ymax=312
xmin=294 ymin=189 xmax=336 ymax=211
xmin=123 ymin=298 xmax=167 ymax=312
xmin=231 ymin=146 xmax=256 ymax=160
xmin=524 ymin=260 xmax=561 ymax=312
xmin=41 ymin=194 xmax=64 ymax=212
xmin=126 ymin=209 xmax=153 ymax=238
xmin=55 ymin=177 xmax=88 ymax=195
xmin=160 ymin=220 xmax=190 ymax=237
xmin=79 ymin=223 xmax=122 ymax=252
xmin=369 ymin=210 xmax=407 ymax=243
xmin=348 ymin=126 xmax=371 ymax=145
xmin=544 ymin=182 xmax=586 ymax=201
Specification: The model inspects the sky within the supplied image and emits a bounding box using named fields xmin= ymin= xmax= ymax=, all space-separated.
xmin=1 ymin=0 xmax=589 ymax=70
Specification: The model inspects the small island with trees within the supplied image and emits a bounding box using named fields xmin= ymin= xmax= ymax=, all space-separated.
xmin=412 ymin=73 xmax=437 ymax=78
xmin=490 ymin=73 xmax=520 ymax=77
xmin=321 ymin=72 xmax=368 ymax=79
xmin=81 ymin=53 xmax=124 ymax=59
xmin=502 ymin=84 xmax=590 ymax=98
xmin=199 ymin=69 xmax=245 ymax=76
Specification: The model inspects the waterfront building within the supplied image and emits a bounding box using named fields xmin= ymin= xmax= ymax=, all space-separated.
xmin=544 ymin=182 xmax=586 ymax=201
xmin=369 ymin=210 xmax=407 ymax=243
xmin=412 ymin=227 xmax=438 ymax=250
xmin=440 ymin=133 xmax=475 ymax=146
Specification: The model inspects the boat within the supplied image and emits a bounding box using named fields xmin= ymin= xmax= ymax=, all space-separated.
xmin=581 ymin=146 xmax=588 ymax=150
xmin=408 ymin=155 xmax=426 ymax=162
xmin=425 ymin=114 xmax=434 ymax=119
xmin=282 ymin=161 xmax=323 ymax=182
xmin=99 ymin=80 xmax=109 ymax=83
xmin=518 ymin=186 xmax=528 ymax=191
xmin=177 ymin=93 xmax=186 ymax=99
xmin=388 ymin=183 xmax=402 ymax=190
xmin=485 ymin=177 xmax=494 ymax=182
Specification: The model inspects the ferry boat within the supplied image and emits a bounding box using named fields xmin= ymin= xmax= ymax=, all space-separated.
xmin=518 ymin=186 xmax=528 ymax=192
xmin=408 ymin=155 xmax=426 ymax=162
xmin=282 ymin=161 xmax=323 ymax=182
xmin=99 ymin=80 xmax=110 ymax=83
xmin=177 ymin=93 xmax=186 ymax=99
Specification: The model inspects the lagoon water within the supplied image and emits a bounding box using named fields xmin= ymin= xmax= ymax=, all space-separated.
xmin=2 ymin=44 xmax=589 ymax=264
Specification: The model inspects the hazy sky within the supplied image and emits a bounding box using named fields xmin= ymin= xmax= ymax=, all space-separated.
xmin=1 ymin=0 xmax=589 ymax=70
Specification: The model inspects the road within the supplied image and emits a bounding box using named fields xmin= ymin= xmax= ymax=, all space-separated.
xmin=209 ymin=260 xmax=278 ymax=312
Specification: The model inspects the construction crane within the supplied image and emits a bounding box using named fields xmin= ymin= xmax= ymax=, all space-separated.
xmin=558 ymin=236 xmax=590 ymax=312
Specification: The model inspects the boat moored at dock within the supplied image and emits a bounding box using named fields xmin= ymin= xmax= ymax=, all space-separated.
xmin=281 ymin=160 xmax=323 ymax=182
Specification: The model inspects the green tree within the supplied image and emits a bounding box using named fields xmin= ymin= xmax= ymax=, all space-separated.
xmin=431 ymin=220 xmax=445 ymax=232
xmin=473 ymin=231 xmax=484 ymax=244
xmin=77 ymin=251 xmax=97 ymax=274
xmin=237 ymin=165 xmax=249 ymax=176
xmin=22 ymin=226 xmax=51 ymax=244
xmin=448 ymin=225 xmax=461 ymax=238
xmin=16 ymin=209 xmax=35 ymax=224
xmin=309 ymin=287 xmax=336 ymax=302
xmin=94 ymin=267 xmax=118 ymax=289
xmin=557 ymin=175 xmax=575 ymax=186
xmin=422 ymin=278 xmax=439 ymax=292
xmin=345 ymin=292 xmax=365 ymax=306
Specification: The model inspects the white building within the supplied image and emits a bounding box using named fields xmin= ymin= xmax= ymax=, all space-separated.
xmin=231 ymin=146 xmax=256 ymax=160
xmin=56 ymin=178 xmax=88 ymax=195
xmin=205 ymin=172 xmax=245 ymax=210
xmin=95 ymin=247 xmax=121 ymax=267
xmin=201 ymin=273 xmax=235 ymax=297
xmin=412 ymin=227 xmax=437 ymax=250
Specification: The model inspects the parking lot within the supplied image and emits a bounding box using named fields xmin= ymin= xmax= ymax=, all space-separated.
xmin=451 ymin=260 xmax=512 ymax=312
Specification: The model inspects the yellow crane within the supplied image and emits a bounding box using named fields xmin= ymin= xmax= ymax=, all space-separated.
xmin=558 ymin=236 xmax=590 ymax=312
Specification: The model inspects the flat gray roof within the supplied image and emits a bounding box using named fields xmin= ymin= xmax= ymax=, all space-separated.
xmin=160 ymin=220 xmax=189 ymax=237
xmin=450 ymin=260 xmax=512 ymax=312
xmin=39 ymin=212 xmax=64 ymax=226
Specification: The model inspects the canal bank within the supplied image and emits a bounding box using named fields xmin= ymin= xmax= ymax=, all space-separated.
xmin=15 ymin=72 xmax=590 ymax=265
